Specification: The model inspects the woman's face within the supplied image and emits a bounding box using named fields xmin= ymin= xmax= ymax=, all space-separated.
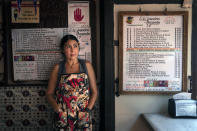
xmin=63 ymin=40 xmax=79 ymax=60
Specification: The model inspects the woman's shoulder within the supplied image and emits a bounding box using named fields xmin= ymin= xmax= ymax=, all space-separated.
xmin=85 ymin=60 xmax=91 ymax=65
xmin=54 ymin=63 xmax=59 ymax=68
xmin=81 ymin=60 xmax=91 ymax=67
xmin=78 ymin=59 xmax=90 ymax=65
xmin=52 ymin=63 xmax=60 ymax=72
xmin=84 ymin=61 xmax=93 ymax=70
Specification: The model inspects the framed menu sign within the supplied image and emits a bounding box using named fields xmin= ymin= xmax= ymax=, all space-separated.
xmin=119 ymin=11 xmax=188 ymax=94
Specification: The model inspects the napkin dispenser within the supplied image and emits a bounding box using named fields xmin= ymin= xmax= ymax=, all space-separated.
xmin=168 ymin=98 xmax=197 ymax=118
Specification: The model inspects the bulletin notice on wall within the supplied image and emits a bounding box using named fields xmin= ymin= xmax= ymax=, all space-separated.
xmin=122 ymin=15 xmax=183 ymax=92
xmin=12 ymin=28 xmax=91 ymax=81
xmin=11 ymin=1 xmax=40 ymax=23
xmin=68 ymin=1 xmax=89 ymax=27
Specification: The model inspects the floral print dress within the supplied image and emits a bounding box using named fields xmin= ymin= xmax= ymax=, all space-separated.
xmin=53 ymin=60 xmax=91 ymax=131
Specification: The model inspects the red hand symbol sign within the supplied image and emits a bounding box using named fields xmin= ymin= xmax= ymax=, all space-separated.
xmin=74 ymin=8 xmax=84 ymax=21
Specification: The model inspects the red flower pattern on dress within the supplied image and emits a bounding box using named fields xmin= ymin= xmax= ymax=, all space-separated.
xmin=68 ymin=119 xmax=74 ymax=131
xmin=54 ymin=73 xmax=91 ymax=130
xmin=68 ymin=78 xmax=84 ymax=87
xmin=63 ymin=96 xmax=77 ymax=113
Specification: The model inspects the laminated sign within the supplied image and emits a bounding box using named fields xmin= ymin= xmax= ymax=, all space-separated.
xmin=11 ymin=1 xmax=40 ymax=23
xmin=68 ymin=1 xmax=89 ymax=27
xmin=119 ymin=11 xmax=188 ymax=94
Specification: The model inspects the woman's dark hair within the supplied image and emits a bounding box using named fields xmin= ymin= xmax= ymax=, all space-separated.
xmin=60 ymin=34 xmax=79 ymax=51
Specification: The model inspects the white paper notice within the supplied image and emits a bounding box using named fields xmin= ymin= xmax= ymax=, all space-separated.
xmin=68 ymin=1 xmax=89 ymax=27
xmin=122 ymin=15 xmax=183 ymax=91
xmin=13 ymin=55 xmax=37 ymax=80
xmin=12 ymin=28 xmax=91 ymax=81
xmin=175 ymin=100 xmax=197 ymax=117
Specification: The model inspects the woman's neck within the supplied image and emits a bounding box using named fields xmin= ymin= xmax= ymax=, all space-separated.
xmin=66 ymin=59 xmax=79 ymax=67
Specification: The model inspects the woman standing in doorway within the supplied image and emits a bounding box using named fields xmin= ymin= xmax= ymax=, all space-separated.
xmin=46 ymin=35 xmax=98 ymax=131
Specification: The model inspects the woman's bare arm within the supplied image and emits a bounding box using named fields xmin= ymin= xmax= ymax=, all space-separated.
xmin=46 ymin=64 xmax=60 ymax=112
xmin=86 ymin=61 xmax=98 ymax=110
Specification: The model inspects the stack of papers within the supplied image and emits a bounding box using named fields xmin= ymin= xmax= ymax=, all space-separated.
xmin=173 ymin=92 xmax=192 ymax=100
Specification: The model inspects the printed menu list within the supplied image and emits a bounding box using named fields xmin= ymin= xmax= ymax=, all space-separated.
xmin=123 ymin=16 xmax=183 ymax=91
xmin=12 ymin=28 xmax=91 ymax=81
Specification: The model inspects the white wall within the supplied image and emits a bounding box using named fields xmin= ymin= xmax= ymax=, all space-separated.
xmin=114 ymin=4 xmax=192 ymax=131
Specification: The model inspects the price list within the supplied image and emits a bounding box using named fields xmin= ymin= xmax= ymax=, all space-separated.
xmin=122 ymin=15 xmax=183 ymax=91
